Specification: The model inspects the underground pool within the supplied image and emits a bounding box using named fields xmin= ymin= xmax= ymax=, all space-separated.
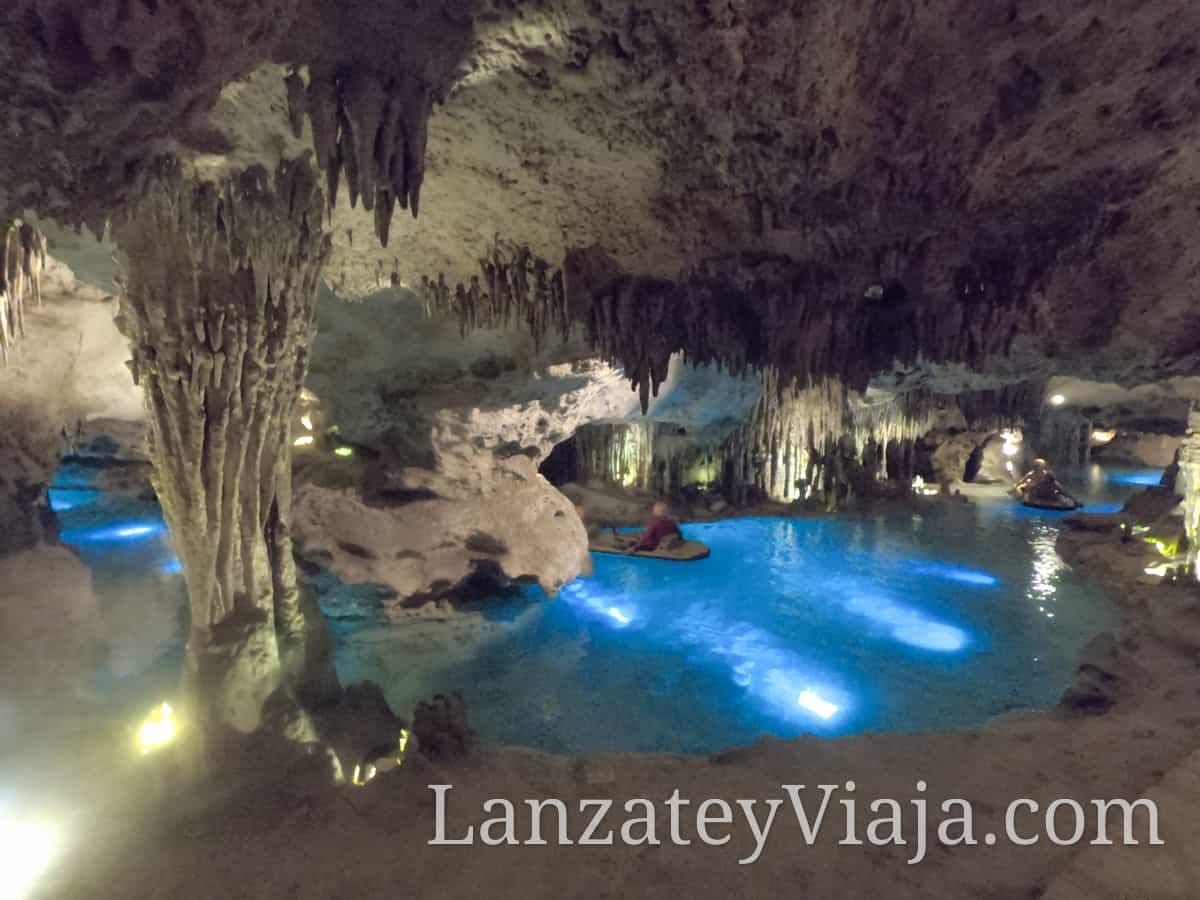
xmin=52 ymin=461 xmax=1150 ymax=755
xmin=323 ymin=465 xmax=1142 ymax=755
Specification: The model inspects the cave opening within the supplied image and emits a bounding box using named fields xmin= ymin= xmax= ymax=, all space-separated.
xmin=537 ymin=433 xmax=578 ymax=486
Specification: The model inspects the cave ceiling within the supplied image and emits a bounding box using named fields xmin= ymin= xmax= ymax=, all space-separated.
xmin=4 ymin=0 xmax=1200 ymax=391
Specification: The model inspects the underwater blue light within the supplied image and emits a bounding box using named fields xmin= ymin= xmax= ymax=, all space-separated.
xmin=115 ymin=525 xmax=157 ymax=538
xmin=1106 ymin=470 xmax=1161 ymax=487
xmin=673 ymin=602 xmax=854 ymax=726
xmin=892 ymin=622 xmax=968 ymax=652
xmin=843 ymin=594 xmax=970 ymax=653
xmin=797 ymin=690 xmax=839 ymax=720
xmin=160 ymin=557 xmax=183 ymax=574
xmin=47 ymin=488 xmax=97 ymax=513
xmin=562 ymin=583 xmax=638 ymax=628
xmin=912 ymin=562 xmax=999 ymax=587
xmin=59 ymin=520 xmax=166 ymax=544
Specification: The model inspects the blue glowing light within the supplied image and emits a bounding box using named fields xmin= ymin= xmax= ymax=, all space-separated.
xmin=843 ymin=594 xmax=969 ymax=653
xmin=160 ymin=557 xmax=183 ymax=574
xmin=892 ymin=622 xmax=968 ymax=652
xmin=47 ymin=488 xmax=97 ymax=512
xmin=59 ymin=520 xmax=166 ymax=545
xmin=673 ymin=601 xmax=853 ymax=726
xmin=1106 ymin=470 xmax=1162 ymax=487
xmin=912 ymin=562 xmax=999 ymax=587
xmin=797 ymin=690 xmax=839 ymax=720
xmin=561 ymin=582 xmax=638 ymax=629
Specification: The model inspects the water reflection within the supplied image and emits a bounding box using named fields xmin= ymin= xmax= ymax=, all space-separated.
xmin=1028 ymin=520 xmax=1062 ymax=621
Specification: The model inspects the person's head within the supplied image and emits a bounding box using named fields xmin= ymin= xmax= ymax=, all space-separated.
xmin=652 ymin=501 xmax=669 ymax=517
xmin=1034 ymin=458 xmax=1048 ymax=469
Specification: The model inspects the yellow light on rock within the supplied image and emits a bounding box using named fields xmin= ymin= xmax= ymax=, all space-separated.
xmin=293 ymin=435 xmax=314 ymax=447
xmin=1145 ymin=564 xmax=1169 ymax=577
xmin=1091 ymin=429 xmax=1116 ymax=446
xmin=300 ymin=414 xmax=313 ymax=431
xmin=351 ymin=763 xmax=378 ymax=787
xmin=334 ymin=446 xmax=354 ymax=458
xmin=138 ymin=702 xmax=176 ymax=754
xmin=911 ymin=475 xmax=940 ymax=496
xmin=1049 ymin=394 xmax=1066 ymax=406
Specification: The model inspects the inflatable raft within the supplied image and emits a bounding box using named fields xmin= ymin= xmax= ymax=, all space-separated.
xmin=588 ymin=531 xmax=711 ymax=561
xmin=1019 ymin=493 xmax=1081 ymax=511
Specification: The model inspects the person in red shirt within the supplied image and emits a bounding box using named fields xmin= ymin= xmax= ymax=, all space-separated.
xmin=624 ymin=501 xmax=682 ymax=553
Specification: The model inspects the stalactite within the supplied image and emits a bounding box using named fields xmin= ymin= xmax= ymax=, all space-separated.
xmin=421 ymin=247 xmax=571 ymax=353
xmin=114 ymin=157 xmax=332 ymax=734
xmin=293 ymin=67 xmax=437 ymax=245
xmin=424 ymin=245 xmax=1037 ymax=416
xmin=952 ymin=380 xmax=1045 ymax=431
xmin=570 ymin=367 xmax=951 ymax=505
xmin=1039 ymin=408 xmax=1093 ymax=466
xmin=0 ymin=221 xmax=47 ymax=365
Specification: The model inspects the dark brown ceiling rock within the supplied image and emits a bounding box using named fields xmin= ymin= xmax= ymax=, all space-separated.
xmin=387 ymin=0 xmax=1200 ymax=388
xmin=0 ymin=0 xmax=474 ymax=241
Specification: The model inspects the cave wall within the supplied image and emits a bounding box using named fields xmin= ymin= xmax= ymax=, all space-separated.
xmin=0 ymin=256 xmax=143 ymax=553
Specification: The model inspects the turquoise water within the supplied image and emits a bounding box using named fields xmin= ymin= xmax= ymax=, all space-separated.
xmin=48 ymin=462 xmax=187 ymax=714
xmin=330 ymin=465 xmax=1144 ymax=753
xmin=49 ymin=461 xmax=1154 ymax=754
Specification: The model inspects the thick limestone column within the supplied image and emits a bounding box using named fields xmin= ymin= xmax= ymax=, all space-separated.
xmin=114 ymin=159 xmax=331 ymax=734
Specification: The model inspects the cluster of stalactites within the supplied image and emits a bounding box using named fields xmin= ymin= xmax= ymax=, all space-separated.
xmin=0 ymin=222 xmax=47 ymax=364
xmin=287 ymin=66 xmax=434 ymax=246
xmin=422 ymin=245 xmax=1035 ymax=417
xmin=951 ymin=380 xmax=1045 ymax=431
xmin=572 ymin=371 xmax=947 ymax=504
xmin=419 ymin=247 xmax=569 ymax=351
xmin=116 ymin=158 xmax=332 ymax=383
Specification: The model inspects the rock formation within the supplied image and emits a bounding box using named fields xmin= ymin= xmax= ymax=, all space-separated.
xmin=290 ymin=287 xmax=638 ymax=603
xmin=0 ymin=221 xmax=47 ymax=362
xmin=1177 ymin=404 xmax=1200 ymax=570
xmin=113 ymin=157 xmax=331 ymax=734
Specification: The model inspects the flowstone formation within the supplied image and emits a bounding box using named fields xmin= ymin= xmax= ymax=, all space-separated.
xmin=114 ymin=158 xmax=331 ymax=734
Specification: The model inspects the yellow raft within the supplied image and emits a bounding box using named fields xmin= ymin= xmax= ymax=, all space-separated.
xmin=588 ymin=531 xmax=711 ymax=561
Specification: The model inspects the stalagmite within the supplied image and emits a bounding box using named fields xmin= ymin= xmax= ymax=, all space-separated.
xmin=114 ymin=157 xmax=332 ymax=735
